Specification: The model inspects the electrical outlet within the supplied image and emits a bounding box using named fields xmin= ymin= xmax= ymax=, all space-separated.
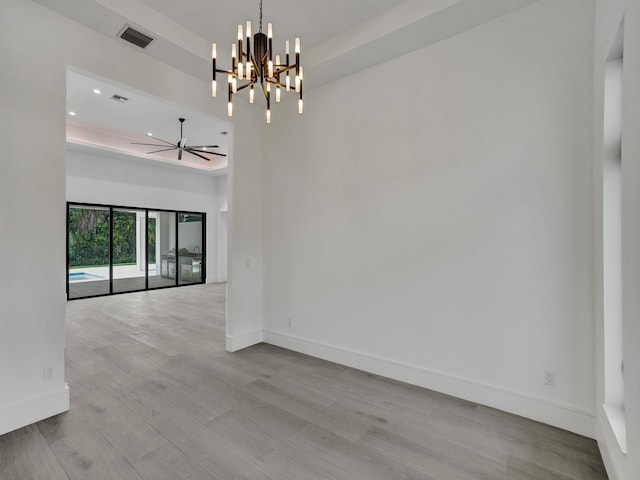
xmin=544 ymin=370 xmax=556 ymax=386
xmin=42 ymin=367 xmax=53 ymax=381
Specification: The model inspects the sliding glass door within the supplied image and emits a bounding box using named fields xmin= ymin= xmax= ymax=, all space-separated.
xmin=67 ymin=205 xmax=111 ymax=299
xmin=67 ymin=203 xmax=205 ymax=300
xmin=112 ymin=208 xmax=146 ymax=294
xmin=148 ymin=211 xmax=177 ymax=290
xmin=178 ymin=213 xmax=204 ymax=285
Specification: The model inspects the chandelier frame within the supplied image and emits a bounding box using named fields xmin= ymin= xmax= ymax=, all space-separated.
xmin=211 ymin=0 xmax=303 ymax=123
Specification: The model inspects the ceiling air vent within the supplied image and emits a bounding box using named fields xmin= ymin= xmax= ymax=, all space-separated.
xmin=118 ymin=25 xmax=154 ymax=49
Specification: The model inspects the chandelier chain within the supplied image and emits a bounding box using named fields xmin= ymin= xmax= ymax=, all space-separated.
xmin=259 ymin=0 xmax=263 ymax=33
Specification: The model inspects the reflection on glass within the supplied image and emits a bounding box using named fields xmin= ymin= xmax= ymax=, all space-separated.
xmin=148 ymin=211 xmax=177 ymax=289
xmin=178 ymin=213 xmax=203 ymax=285
xmin=68 ymin=206 xmax=110 ymax=299
xmin=112 ymin=209 xmax=146 ymax=294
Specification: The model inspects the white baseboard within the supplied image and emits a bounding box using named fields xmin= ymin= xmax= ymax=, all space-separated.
xmin=0 ymin=384 xmax=70 ymax=436
xmin=264 ymin=329 xmax=595 ymax=438
xmin=226 ymin=329 xmax=263 ymax=352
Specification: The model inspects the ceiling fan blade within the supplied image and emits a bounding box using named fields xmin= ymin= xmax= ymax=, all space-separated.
xmin=178 ymin=149 xmax=183 ymax=160
xmin=146 ymin=135 xmax=176 ymax=146
xmin=185 ymin=150 xmax=211 ymax=162
xmin=188 ymin=148 xmax=227 ymax=157
xmin=147 ymin=147 xmax=178 ymax=154
xmin=188 ymin=145 xmax=220 ymax=149
xmin=131 ymin=142 xmax=172 ymax=147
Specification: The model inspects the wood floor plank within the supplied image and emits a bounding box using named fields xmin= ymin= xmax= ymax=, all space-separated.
xmin=147 ymin=406 xmax=274 ymax=480
xmin=359 ymin=424 xmax=508 ymax=480
xmin=48 ymin=427 xmax=143 ymax=480
xmin=205 ymin=410 xmax=287 ymax=462
xmin=230 ymin=393 xmax=308 ymax=439
xmin=0 ymin=425 xmax=70 ymax=480
xmin=289 ymin=423 xmax=439 ymax=480
xmin=243 ymin=379 xmax=372 ymax=442
xmin=262 ymin=442 xmax=362 ymax=480
xmin=73 ymin=387 xmax=169 ymax=463
xmin=132 ymin=444 xmax=217 ymax=480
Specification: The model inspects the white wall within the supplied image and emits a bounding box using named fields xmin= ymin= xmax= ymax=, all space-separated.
xmin=0 ymin=0 xmax=262 ymax=434
xmin=214 ymin=175 xmax=229 ymax=282
xmin=225 ymin=102 xmax=265 ymax=351
xmin=0 ymin=0 xmax=69 ymax=436
xmin=593 ymin=0 xmax=640 ymax=478
xmin=263 ymin=0 xmax=597 ymax=437
xmin=66 ymin=148 xmax=227 ymax=283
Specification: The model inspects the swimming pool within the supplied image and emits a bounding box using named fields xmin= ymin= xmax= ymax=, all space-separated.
xmin=68 ymin=272 xmax=104 ymax=282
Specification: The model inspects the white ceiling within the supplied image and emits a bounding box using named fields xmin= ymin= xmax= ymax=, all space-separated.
xmin=33 ymin=0 xmax=541 ymax=172
xmin=135 ymin=0 xmax=408 ymax=52
xmin=67 ymin=69 xmax=230 ymax=172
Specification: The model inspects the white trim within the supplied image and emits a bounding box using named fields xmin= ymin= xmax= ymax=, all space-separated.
xmin=264 ymin=330 xmax=596 ymax=438
xmin=603 ymin=404 xmax=628 ymax=454
xmin=226 ymin=329 xmax=263 ymax=352
xmin=597 ymin=406 xmax=627 ymax=480
xmin=0 ymin=385 xmax=70 ymax=436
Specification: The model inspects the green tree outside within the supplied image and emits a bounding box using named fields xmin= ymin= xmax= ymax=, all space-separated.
xmin=68 ymin=208 xmax=139 ymax=267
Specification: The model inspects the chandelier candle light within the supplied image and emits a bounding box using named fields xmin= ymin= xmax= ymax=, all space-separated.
xmin=211 ymin=0 xmax=303 ymax=123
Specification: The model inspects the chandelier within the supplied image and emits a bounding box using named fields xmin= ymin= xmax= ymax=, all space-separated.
xmin=211 ymin=0 xmax=303 ymax=124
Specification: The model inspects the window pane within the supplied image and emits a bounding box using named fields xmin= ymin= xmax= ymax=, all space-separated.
xmin=68 ymin=206 xmax=110 ymax=299
xmin=178 ymin=212 xmax=203 ymax=285
xmin=148 ymin=211 xmax=177 ymax=289
xmin=112 ymin=208 xmax=146 ymax=294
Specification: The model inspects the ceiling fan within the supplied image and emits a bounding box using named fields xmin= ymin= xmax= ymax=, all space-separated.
xmin=131 ymin=117 xmax=226 ymax=161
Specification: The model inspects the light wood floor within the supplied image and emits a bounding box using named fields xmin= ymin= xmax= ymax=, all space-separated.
xmin=1 ymin=284 xmax=608 ymax=480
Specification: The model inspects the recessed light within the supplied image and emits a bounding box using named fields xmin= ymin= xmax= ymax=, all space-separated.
xmin=69 ymin=111 xmax=76 ymax=116
xmin=93 ymin=89 xmax=101 ymax=94
xmin=202 ymin=147 xmax=208 ymax=150
xmin=147 ymin=132 xmax=153 ymax=137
